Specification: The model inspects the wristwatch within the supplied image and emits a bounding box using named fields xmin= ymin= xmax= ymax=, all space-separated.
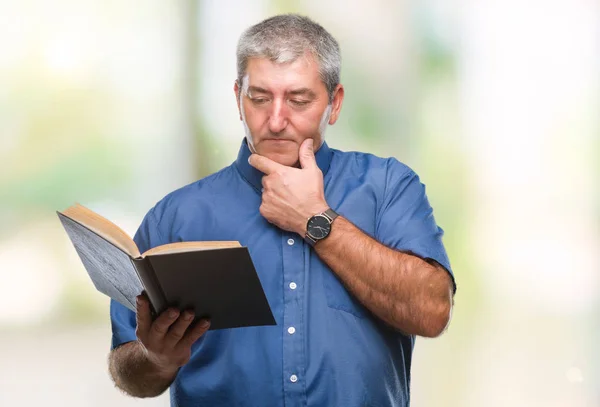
xmin=304 ymin=208 xmax=339 ymax=246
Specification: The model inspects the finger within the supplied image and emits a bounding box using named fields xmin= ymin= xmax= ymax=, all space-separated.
xmin=135 ymin=294 xmax=152 ymax=338
xmin=164 ymin=310 xmax=195 ymax=348
xmin=179 ymin=319 xmax=211 ymax=349
xmin=261 ymin=174 xmax=274 ymax=191
xmin=248 ymin=154 xmax=284 ymax=175
xmin=299 ymin=138 xmax=317 ymax=169
xmin=149 ymin=308 xmax=180 ymax=339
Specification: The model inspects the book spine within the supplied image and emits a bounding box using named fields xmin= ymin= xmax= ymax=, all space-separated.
xmin=131 ymin=257 xmax=168 ymax=319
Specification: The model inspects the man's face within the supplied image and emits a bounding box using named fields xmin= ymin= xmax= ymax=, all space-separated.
xmin=234 ymin=55 xmax=342 ymax=167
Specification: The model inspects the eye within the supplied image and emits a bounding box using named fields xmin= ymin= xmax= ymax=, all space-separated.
xmin=250 ymin=98 xmax=269 ymax=105
xmin=290 ymin=99 xmax=310 ymax=107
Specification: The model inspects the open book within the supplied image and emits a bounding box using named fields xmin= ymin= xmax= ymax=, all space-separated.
xmin=57 ymin=204 xmax=275 ymax=330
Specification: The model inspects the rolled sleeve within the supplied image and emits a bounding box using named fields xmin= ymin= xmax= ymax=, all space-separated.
xmin=110 ymin=300 xmax=138 ymax=349
xmin=109 ymin=208 xmax=166 ymax=349
xmin=375 ymin=159 xmax=456 ymax=293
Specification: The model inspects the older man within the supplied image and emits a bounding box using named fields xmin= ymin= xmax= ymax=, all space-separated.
xmin=108 ymin=14 xmax=455 ymax=407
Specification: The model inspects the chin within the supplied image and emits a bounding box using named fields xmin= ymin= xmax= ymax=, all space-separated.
xmin=263 ymin=151 xmax=299 ymax=167
xmin=256 ymin=141 xmax=299 ymax=167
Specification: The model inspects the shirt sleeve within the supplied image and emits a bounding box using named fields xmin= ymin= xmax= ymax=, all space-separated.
xmin=375 ymin=159 xmax=456 ymax=293
xmin=109 ymin=208 xmax=166 ymax=349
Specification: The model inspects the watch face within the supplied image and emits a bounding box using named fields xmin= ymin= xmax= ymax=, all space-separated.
xmin=307 ymin=215 xmax=331 ymax=239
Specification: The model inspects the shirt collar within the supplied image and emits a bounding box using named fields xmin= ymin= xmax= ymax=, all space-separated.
xmin=234 ymin=138 xmax=333 ymax=193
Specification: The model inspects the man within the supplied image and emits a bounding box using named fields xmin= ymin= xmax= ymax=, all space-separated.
xmin=108 ymin=14 xmax=455 ymax=407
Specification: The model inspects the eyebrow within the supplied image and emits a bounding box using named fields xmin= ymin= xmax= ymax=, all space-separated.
xmin=247 ymin=86 xmax=271 ymax=95
xmin=287 ymin=88 xmax=316 ymax=98
xmin=246 ymin=86 xmax=316 ymax=98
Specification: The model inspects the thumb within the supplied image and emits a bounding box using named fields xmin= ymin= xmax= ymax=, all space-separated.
xmin=299 ymin=138 xmax=317 ymax=169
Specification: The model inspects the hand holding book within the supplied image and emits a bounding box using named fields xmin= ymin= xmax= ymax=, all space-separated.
xmin=58 ymin=203 xmax=276 ymax=330
xmin=135 ymin=293 xmax=210 ymax=372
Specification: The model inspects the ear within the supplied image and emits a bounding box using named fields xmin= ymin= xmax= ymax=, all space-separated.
xmin=234 ymin=80 xmax=242 ymax=121
xmin=328 ymin=84 xmax=345 ymax=125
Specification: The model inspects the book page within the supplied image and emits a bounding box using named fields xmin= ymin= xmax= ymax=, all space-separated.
xmin=61 ymin=204 xmax=140 ymax=258
xmin=58 ymin=214 xmax=143 ymax=311
xmin=143 ymin=241 xmax=241 ymax=257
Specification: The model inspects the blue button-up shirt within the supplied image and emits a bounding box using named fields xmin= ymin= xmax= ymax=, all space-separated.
xmin=110 ymin=139 xmax=454 ymax=407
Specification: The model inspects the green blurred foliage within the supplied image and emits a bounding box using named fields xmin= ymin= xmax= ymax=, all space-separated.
xmin=0 ymin=69 xmax=130 ymax=236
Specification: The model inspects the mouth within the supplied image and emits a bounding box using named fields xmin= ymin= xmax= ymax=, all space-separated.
xmin=263 ymin=139 xmax=294 ymax=144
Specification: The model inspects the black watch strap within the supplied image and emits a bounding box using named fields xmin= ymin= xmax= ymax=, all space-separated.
xmin=304 ymin=234 xmax=318 ymax=246
xmin=322 ymin=208 xmax=339 ymax=223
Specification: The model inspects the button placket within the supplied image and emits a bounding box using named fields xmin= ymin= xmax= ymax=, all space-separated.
xmin=281 ymin=233 xmax=305 ymax=405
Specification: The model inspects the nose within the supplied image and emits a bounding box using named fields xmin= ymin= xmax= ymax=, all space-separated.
xmin=268 ymin=99 xmax=288 ymax=134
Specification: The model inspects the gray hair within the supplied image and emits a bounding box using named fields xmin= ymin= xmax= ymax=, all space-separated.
xmin=236 ymin=14 xmax=341 ymax=103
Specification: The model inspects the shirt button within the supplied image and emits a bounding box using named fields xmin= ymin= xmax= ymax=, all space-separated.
xmin=287 ymin=327 xmax=296 ymax=335
xmin=290 ymin=374 xmax=298 ymax=383
xmin=289 ymin=282 xmax=297 ymax=290
xmin=287 ymin=238 xmax=295 ymax=246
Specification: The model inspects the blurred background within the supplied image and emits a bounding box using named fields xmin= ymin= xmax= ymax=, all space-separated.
xmin=0 ymin=0 xmax=598 ymax=406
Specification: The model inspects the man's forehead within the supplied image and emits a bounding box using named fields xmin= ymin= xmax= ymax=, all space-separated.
xmin=243 ymin=66 xmax=324 ymax=96
xmin=246 ymin=56 xmax=318 ymax=80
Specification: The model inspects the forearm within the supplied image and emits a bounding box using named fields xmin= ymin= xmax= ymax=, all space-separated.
xmin=108 ymin=340 xmax=178 ymax=398
xmin=313 ymin=216 xmax=453 ymax=337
